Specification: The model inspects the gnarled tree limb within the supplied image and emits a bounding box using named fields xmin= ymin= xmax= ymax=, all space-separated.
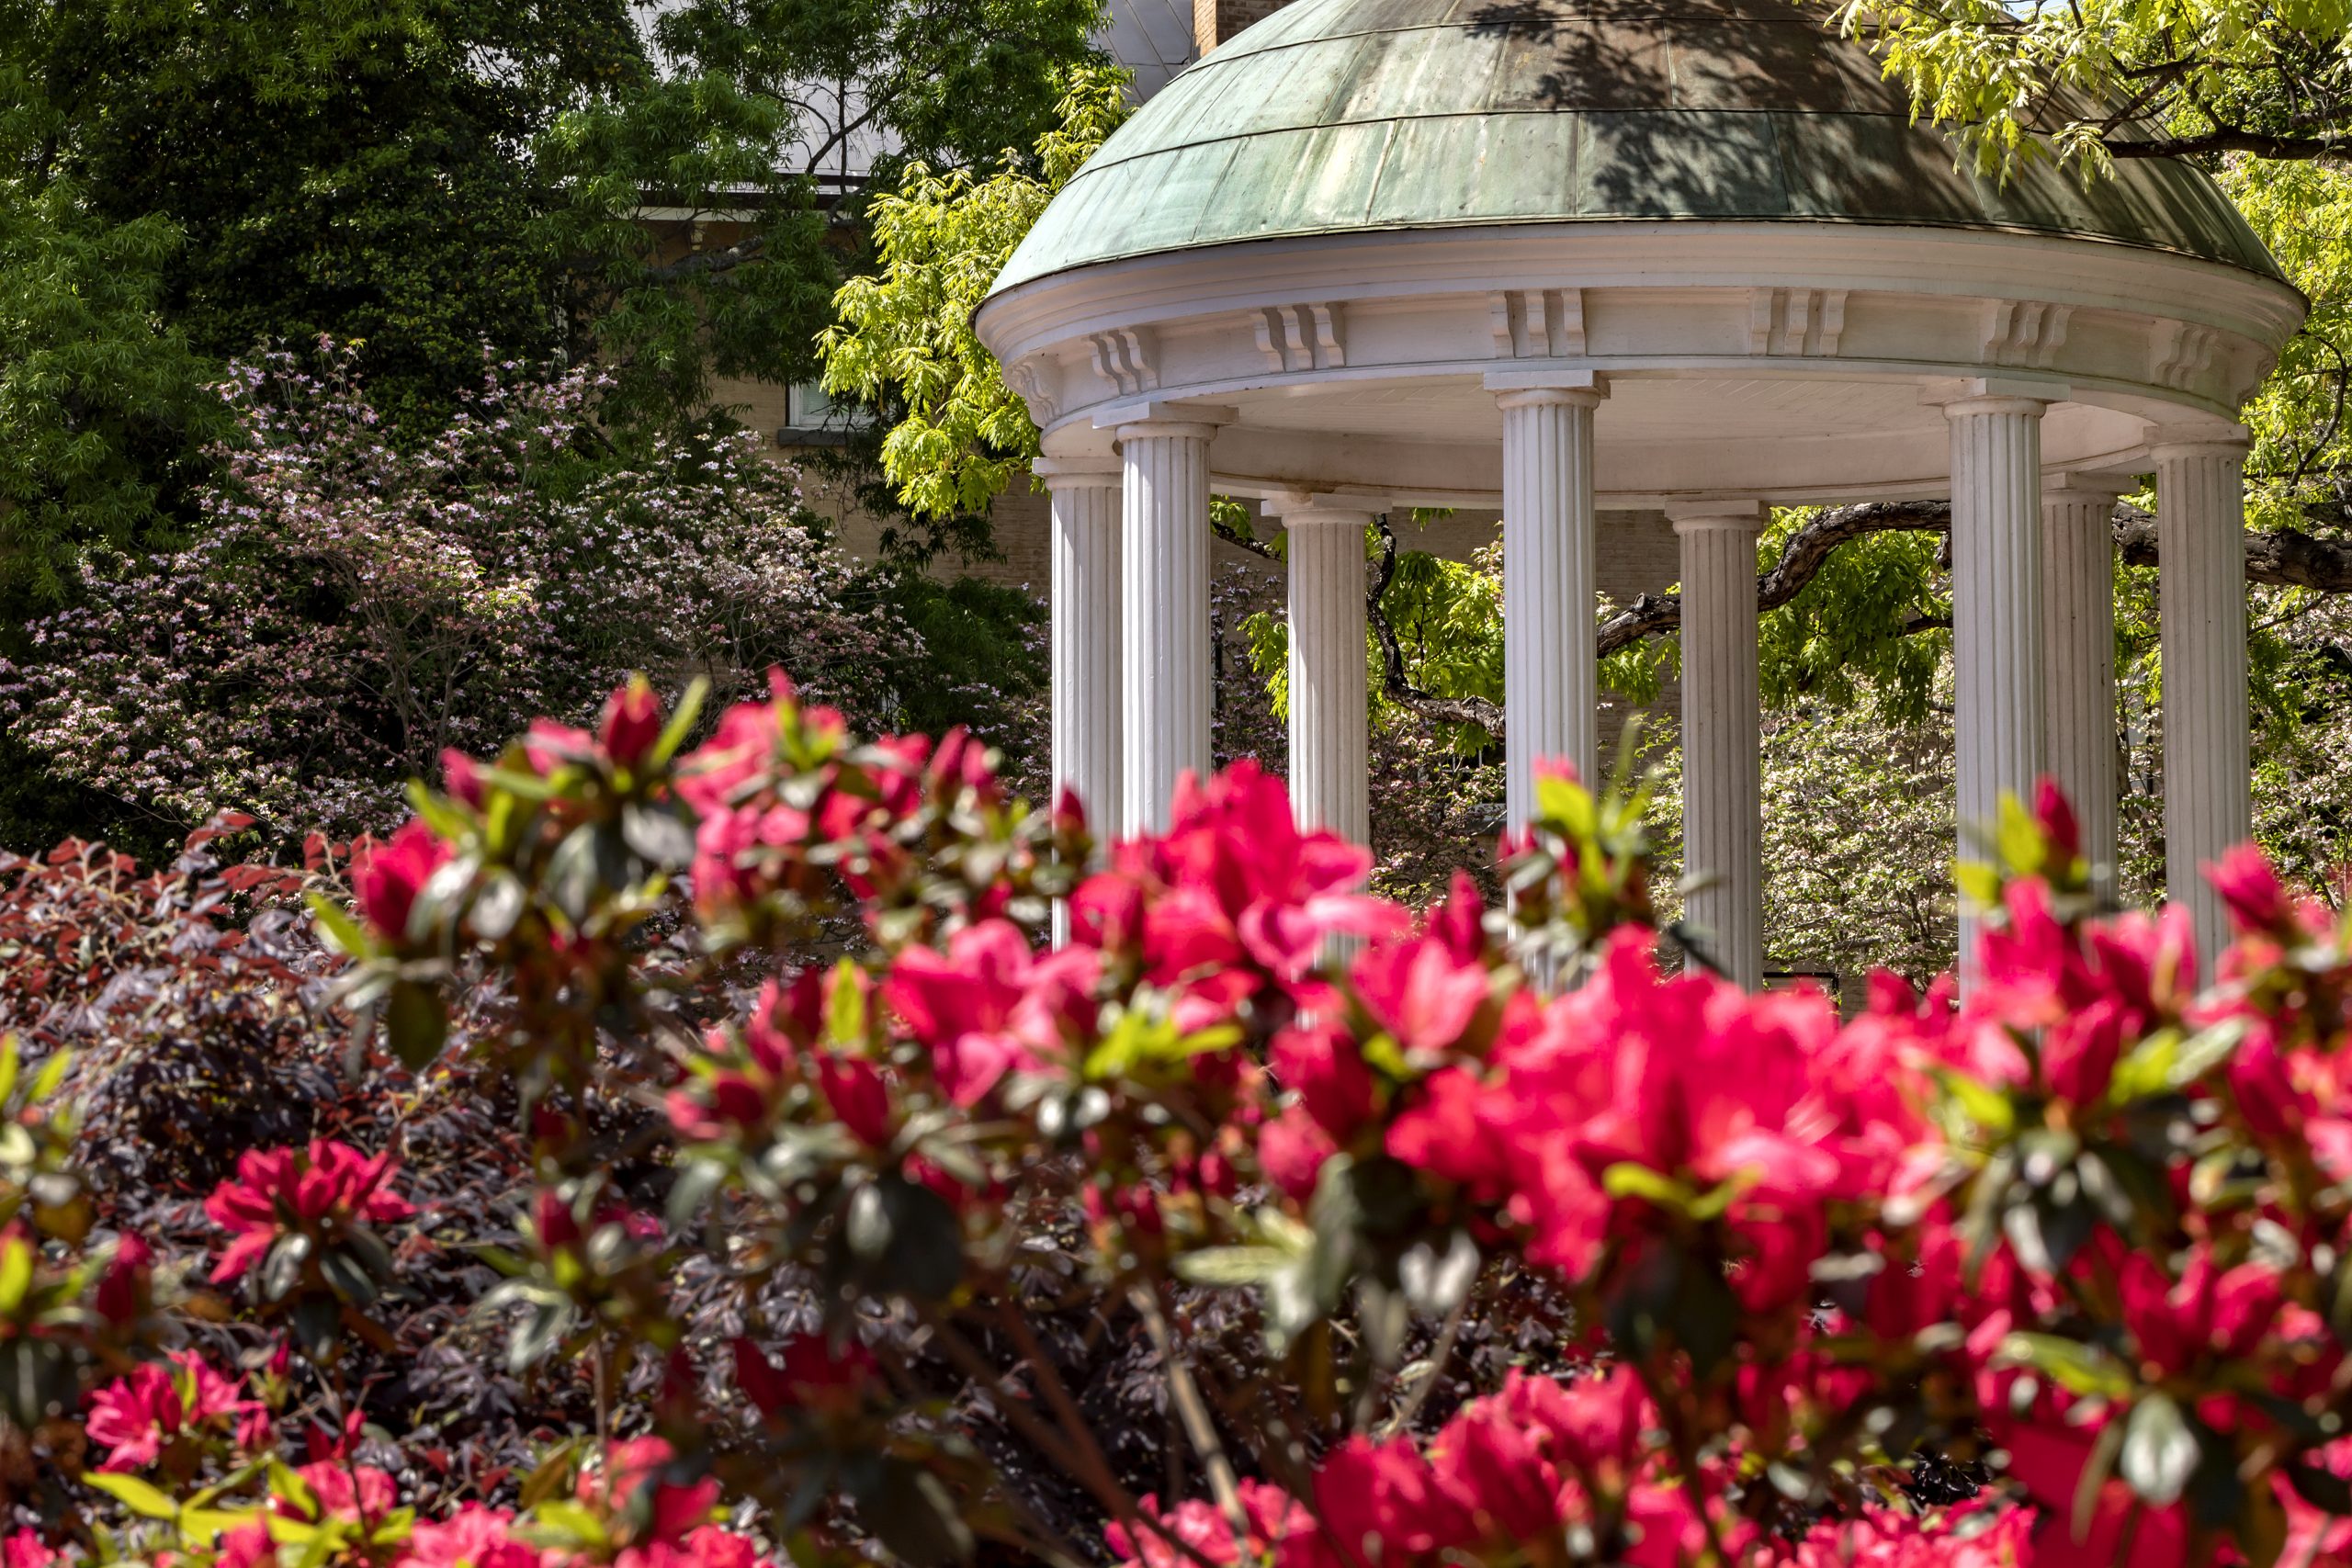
xmin=1317 ymin=495 xmax=2352 ymax=746
xmin=1368 ymin=515 xmax=1507 ymax=734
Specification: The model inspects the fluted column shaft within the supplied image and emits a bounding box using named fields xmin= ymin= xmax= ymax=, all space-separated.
xmin=1496 ymin=383 xmax=1606 ymax=825
xmin=1043 ymin=463 xmax=1125 ymax=840
xmin=1670 ymin=503 xmax=1767 ymax=991
xmin=2154 ymin=432 xmax=2253 ymax=962
xmin=1947 ymin=396 xmax=2049 ymax=987
xmin=2041 ymin=477 xmax=2124 ymax=893
xmin=1274 ymin=500 xmax=1373 ymax=843
xmin=1119 ymin=422 xmax=1216 ymax=834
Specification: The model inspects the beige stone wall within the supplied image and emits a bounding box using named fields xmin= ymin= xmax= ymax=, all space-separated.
xmin=1194 ymin=0 xmax=1295 ymax=51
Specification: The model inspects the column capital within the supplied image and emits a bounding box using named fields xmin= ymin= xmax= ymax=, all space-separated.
xmin=2042 ymin=469 xmax=2135 ymax=502
xmin=1093 ymin=399 xmax=1237 ymax=435
xmin=1485 ymin=367 xmax=1609 ymax=408
xmin=2144 ymin=423 xmax=2253 ymax=462
xmin=1261 ymin=490 xmax=1381 ymax=525
xmin=1922 ymin=376 xmax=2068 ymax=416
xmin=1665 ymin=500 xmax=1770 ymax=536
xmin=1033 ymin=456 xmax=1123 ymax=491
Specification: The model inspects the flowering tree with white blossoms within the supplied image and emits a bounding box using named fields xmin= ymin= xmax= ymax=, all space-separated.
xmin=1 ymin=345 xmax=912 ymax=837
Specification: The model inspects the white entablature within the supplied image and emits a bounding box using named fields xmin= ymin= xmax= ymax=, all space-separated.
xmin=988 ymin=224 xmax=2295 ymax=510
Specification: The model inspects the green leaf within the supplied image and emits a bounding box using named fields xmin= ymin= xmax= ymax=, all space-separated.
xmin=308 ymin=893 xmax=372 ymax=959
xmin=506 ymin=1298 xmax=576 ymax=1373
xmin=319 ymin=1247 xmax=380 ymax=1305
xmin=648 ymin=678 xmax=709 ymax=768
xmin=1953 ymin=860 xmax=2004 ymax=914
xmin=0 ymin=1234 xmax=33 ymax=1314
xmin=404 ymin=780 xmax=476 ymax=843
xmin=2108 ymin=1029 xmax=2180 ymax=1104
xmin=1171 ymin=1247 xmax=1293 ymax=1286
xmin=86 ymin=1472 xmax=183 ymax=1520
xmin=1601 ymin=1161 xmax=1699 ymax=1213
xmin=1533 ymin=770 xmax=1598 ymax=842
xmin=516 ymin=1438 xmax=588 ymax=1510
xmin=27 ymin=1047 xmax=71 ymax=1105
xmin=384 ymin=980 xmax=448 ymax=1072
xmin=263 ymin=1233 xmax=313 ymax=1303
xmin=620 ymin=801 xmax=695 ymax=868
xmin=469 ymin=871 xmax=526 ymax=941
xmin=827 ymin=958 xmax=867 ymax=1045
xmin=1995 ymin=791 xmax=2043 ymax=876
xmin=2170 ymin=1018 xmax=2249 ymax=1089
xmin=1934 ymin=1067 xmax=2016 ymax=1136
xmin=1996 ymin=1331 xmax=2132 ymax=1398
xmin=525 ymin=1500 xmax=609 ymax=1548
xmin=2120 ymin=1392 xmax=2200 ymax=1507
xmin=1397 ymin=1230 xmax=1480 ymax=1314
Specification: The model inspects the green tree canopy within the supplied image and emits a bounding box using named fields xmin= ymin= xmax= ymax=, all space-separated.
xmin=1828 ymin=0 xmax=2352 ymax=173
xmin=819 ymin=62 xmax=1129 ymax=533
xmin=0 ymin=0 xmax=1104 ymax=603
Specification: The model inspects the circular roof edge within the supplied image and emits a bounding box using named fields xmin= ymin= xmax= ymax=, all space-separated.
xmin=987 ymin=0 xmax=2287 ymax=297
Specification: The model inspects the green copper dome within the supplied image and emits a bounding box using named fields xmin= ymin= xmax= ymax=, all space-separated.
xmin=991 ymin=0 xmax=2281 ymax=294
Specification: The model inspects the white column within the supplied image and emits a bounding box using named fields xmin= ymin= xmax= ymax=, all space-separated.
xmin=2152 ymin=428 xmax=2254 ymax=962
xmin=1040 ymin=459 xmax=1124 ymax=839
xmin=1038 ymin=458 xmax=1121 ymax=946
xmin=2041 ymin=474 xmax=2126 ymax=895
xmin=1668 ymin=502 xmax=1767 ymax=991
xmin=1946 ymin=394 xmax=2050 ymax=985
xmin=1267 ymin=495 xmax=1373 ymax=843
xmin=1118 ymin=419 xmax=1218 ymax=833
xmin=1490 ymin=375 xmax=1607 ymax=827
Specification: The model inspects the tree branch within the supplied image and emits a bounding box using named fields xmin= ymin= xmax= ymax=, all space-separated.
xmin=2114 ymin=504 xmax=2352 ymax=592
xmin=648 ymin=231 xmax=767 ymax=284
xmin=1367 ymin=514 xmax=1507 ymax=735
xmin=1305 ymin=493 xmax=2352 ymax=749
xmin=2106 ymin=128 xmax=2352 ymax=160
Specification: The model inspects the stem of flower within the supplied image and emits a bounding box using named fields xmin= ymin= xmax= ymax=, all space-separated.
xmin=1126 ymin=1283 xmax=1248 ymax=1541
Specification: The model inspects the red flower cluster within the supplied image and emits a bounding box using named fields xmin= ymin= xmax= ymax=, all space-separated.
xmin=203 ymin=1139 xmax=415 ymax=1282
xmin=1072 ymin=761 xmax=1401 ymax=1020
xmin=85 ymin=1350 xmax=266 ymax=1472
xmin=295 ymin=672 xmax=2352 ymax=1568
xmin=351 ymin=818 xmax=454 ymax=942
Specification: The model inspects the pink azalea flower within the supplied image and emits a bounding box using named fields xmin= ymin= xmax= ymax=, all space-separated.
xmin=1348 ymin=932 xmax=1492 ymax=1057
xmin=581 ymin=1437 xmax=720 ymax=1548
xmin=85 ymin=1350 xmax=259 ymax=1472
xmin=883 ymin=920 xmax=1067 ymax=1105
xmin=351 ymin=818 xmax=453 ymax=941
xmin=1257 ymin=1107 xmax=1337 ymax=1203
xmin=203 ymin=1139 xmax=415 ymax=1283
xmin=2 ymin=1531 xmax=57 ymax=1568
xmin=598 ymin=678 xmax=662 ymax=769
xmin=731 ymin=1334 xmax=876 ymax=1416
xmin=401 ymin=1506 xmax=537 ymax=1568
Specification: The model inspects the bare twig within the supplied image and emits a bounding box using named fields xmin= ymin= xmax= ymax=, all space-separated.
xmin=1127 ymin=1284 xmax=1247 ymax=1540
xmin=919 ymin=1310 xmax=1229 ymax=1568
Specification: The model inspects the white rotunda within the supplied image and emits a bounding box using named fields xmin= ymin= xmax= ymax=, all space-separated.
xmin=973 ymin=0 xmax=2309 ymax=984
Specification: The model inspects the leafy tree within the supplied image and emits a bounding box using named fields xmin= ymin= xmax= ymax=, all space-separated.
xmin=819 ymin=62 xmax=1129 ymax=536
xmin=1828 ymin=0 xmax=2352 ymax=172
xmin=0 ymin=183 xmax=223 ymax=610
xmin=0 ymin=0 xmax=1106 ymax=601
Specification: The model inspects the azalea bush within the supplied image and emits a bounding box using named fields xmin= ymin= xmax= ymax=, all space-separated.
xmin=8 ymin=669 xmax=2352 ymax=1568
xmin=0 ymin=345 xmax=919 ymax=842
